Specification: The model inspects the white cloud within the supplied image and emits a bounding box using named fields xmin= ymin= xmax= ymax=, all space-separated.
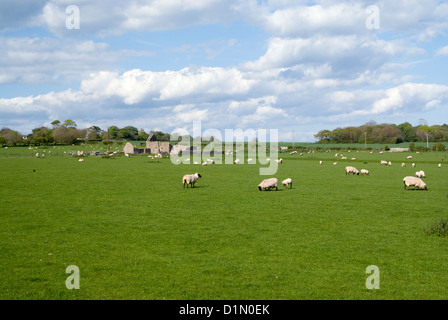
xmin=436 ymin=46 xmax=448 ymax=56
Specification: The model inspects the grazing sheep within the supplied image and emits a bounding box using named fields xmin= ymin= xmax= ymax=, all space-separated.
xmin=403 ymin=176 xmax=427 ymax=191
xmin=401 ymin=163 xmax=406 ymax=167
xmin=380 ymin=160 xmax=388 ymax=165
xmin=282 ymin=178 xmax=292 ymax=189
xmin=319 ymin=161 xmax=323 ymax=165
xmin=202 ymin=162 xmax=208 ymax=166
xmin=78 ymin=158 xmax=85 ymax=162
xmin=182 ymin=173 xmax=202 ymax=188
xmin=275 ymin=158 xmax=283 ymax=163
xmin=341 ymin=157 xmax=347 ymax=160
xmin=258 ymin=178 xmax=279 ymax=191
xmin=407 ymin=156 xmax=413 ymax=159
xmin=415 ymin=170 xmax=426 ymax=178
xmin=333 ymin=162 xmax=338 ymax=165
xmin=234 ymin=159 xmax=240 ymax=164
xmin=438 ymin=163 xmax=442 ymax=168
xmin=412 ymin=163 xmax=416 ymax=168
xmin=345 ymin=166 xmax=359 ymax=175
xmin=360 ymin=169 xmax=370 ymax=175
xmin=388 ymin=161 xmax=392 ymax=166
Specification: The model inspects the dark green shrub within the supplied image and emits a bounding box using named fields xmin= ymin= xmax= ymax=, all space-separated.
xmin=424 ymin=217 xmax=448 ymax=238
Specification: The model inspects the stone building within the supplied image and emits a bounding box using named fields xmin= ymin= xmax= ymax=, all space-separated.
xmin=145 ymin=133 xmax=173 ymax=154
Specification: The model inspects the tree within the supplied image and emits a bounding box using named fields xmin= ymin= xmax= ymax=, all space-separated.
xmin=63 ymin=119 xmax=77 ymax=129
xmin=51 ymin=120 xmax=61 ymax=128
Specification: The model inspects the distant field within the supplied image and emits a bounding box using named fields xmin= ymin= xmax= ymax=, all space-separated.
xmin=1 ymin=145 xmax=448 ymax=299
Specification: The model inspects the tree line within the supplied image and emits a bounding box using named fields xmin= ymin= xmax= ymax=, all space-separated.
xmin=0 ymin=119 xmax=172 ymax=146
xmin=314 ymin=121 xmax=448 ymax=145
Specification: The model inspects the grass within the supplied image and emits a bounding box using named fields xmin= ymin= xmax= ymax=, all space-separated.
xmin=1 ymin=145 xmax=448 ymax=300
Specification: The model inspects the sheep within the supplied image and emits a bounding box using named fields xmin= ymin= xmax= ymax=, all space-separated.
xmin=258 ymin=178 xmax=279 ymax=191
xmin=333 ymin=162 xmax=338 ymax=165
xmin=388 ymin=161 xmax=392 ymax=166
xmin=403 ymin=176 xmax=427 ymax=191
xmin=282 ymin=178 xmax=292 ymax=189
xmin=360 ymin=169 xmax=370 ymax=175
xmin=401 ymin=163 xmax=406 ymax=167
xmin=202 ymin=162 xmax=208 ymax=166
xmin=275 ymin=158 xmax=283 ymax=163
xmin=438 ymin=163 xmax=442 ymax=168
xmin=380 ymin=160 xmax=388 ymax=165
xmin=78 ymin=158 xmax=85 ymax=162
xmin=345 ymin=166 xmax=359 ymax=175
xmin=415 ymin=170 xmax=426 ymax=178
xmin=234 ymin=159 xmax=240 ymax=164
xmin=35 ymin=153 xmax=40 ymax=158
xmin=182 ymin=173 xmax=202 ymax=188
xmin=407 ymin=156 xmax=413 ymax=159
xmin=412 ymin=163 xmax=416 ymax=168
xmin=341 ymin=157 xmax=347 ymax=160
xmin=319 ymin=161 xmax=323 ymax=165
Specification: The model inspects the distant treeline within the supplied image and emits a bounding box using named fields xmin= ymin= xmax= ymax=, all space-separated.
xmin=0 ymin=119 xmax=172 ymax=146
xmin=314 ymin=122 xmax=448 ymax=145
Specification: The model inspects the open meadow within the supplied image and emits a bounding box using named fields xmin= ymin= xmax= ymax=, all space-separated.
xmin=1 ymin=145 xmax=448 ymax=300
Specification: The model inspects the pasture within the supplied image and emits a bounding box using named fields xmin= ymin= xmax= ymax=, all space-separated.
xmin=1 ymin=145 xmax=448 ymax=300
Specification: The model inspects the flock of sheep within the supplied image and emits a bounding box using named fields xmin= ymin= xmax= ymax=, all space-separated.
xmin=342 ymin=156 xmax=440 ymax=191
xmin=181 ymin=151 xmax=442 ymax=192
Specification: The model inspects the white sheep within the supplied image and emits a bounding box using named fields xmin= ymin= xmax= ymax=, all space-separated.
xmin=78 ymin=158 xmax=85 ymax=162
xmin=438 ymin=163 xmax=442 ymax=168
xmin=345 ymin=166 xmax=359 ymax=175
xmin=282 ymin=178 xmax=292 ymax=189
xmin=407 ymin=156 xmax=413 ymax=159
xmin=403 ymin=176 xmax=427 ymax=191
xmin=234 ymin=159 xmax=240 ymax=164
xmin=412 ymin=163 xmax=416 ymax=168
xmin=275 ymin=158 xmax=283 ymax=163
xmin=388 ymin=161 xmax=392 ymax=166
xmin=202 ymin=162 xmax=208 ymax=166
xmin=380 ymin=160 xmax=388 ymax=165
xmin=182 ymin=173 xmax=202 ymax=188
xmin=258 ymin=178 xmax=279 ymax=191
xmin=401 ymin=163 xmax=406 ymax=167
xmin=360 ymin=169 xmax=370 ymax=175
xmin=333 ymin=162 xmax=338 ymax=165
xmin=319 ymin=161 xmax=323 ymax=165
xmin=415 ymin=170 xmax=426 ymax=178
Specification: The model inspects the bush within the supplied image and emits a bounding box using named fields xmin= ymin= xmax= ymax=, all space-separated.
xmin=424 ymin=217 xmax=448 ymax=238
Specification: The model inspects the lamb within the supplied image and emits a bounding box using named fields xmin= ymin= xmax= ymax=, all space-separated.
xmin=258 ymin=178 xmax=279 ymax=191
xmin=407 ymin=156 xmax=413 ymax=159
xmin=403 ymin=176 xmax=427 ymax=190
xmin=78 ymin=158 xmax=85 ymax=162
xmin=360 ymin=169 xmax=370 ymax=175
xmin=319 ymin=161 xmax=323 ymax=165
xmin=412 ymin=163 xmax=416 ymax=168
xmin=415 ymin=170 xmax=426 ymax=178
xmin=234 ymin=159 xmax=240 ymax=164
xmin=380 ymin=160 xmax=387 ymax=165
xmin=282 ymin=178 xmax=292 ymax=189
xmin=388 ymin=161 xmax=392 ymax=166
xmin=275 ymin=158 xmax=283 ymax=163
xmin=345 ymin=166 xmax=359 ymax=175
xmin=438 ymin=164 xmax=442 ymax=168
xmin=182 ymin=173 xmax=202 ymax=188
xmin=401 ymin=163 xmax=406 ymax=167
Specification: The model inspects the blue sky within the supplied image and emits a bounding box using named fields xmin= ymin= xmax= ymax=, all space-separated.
xmin=1 ymin=0 xmax=448 ymax=141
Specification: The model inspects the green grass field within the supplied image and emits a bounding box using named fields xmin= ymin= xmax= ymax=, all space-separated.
xmin=1 ymin=145 xmax=448 ymax=300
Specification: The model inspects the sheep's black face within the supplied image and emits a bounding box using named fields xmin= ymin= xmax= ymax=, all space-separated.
xmin=258 ymin=186 xmax=262 ymax=191
xmin=198 ymin=174 xmax=202 ymax=178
